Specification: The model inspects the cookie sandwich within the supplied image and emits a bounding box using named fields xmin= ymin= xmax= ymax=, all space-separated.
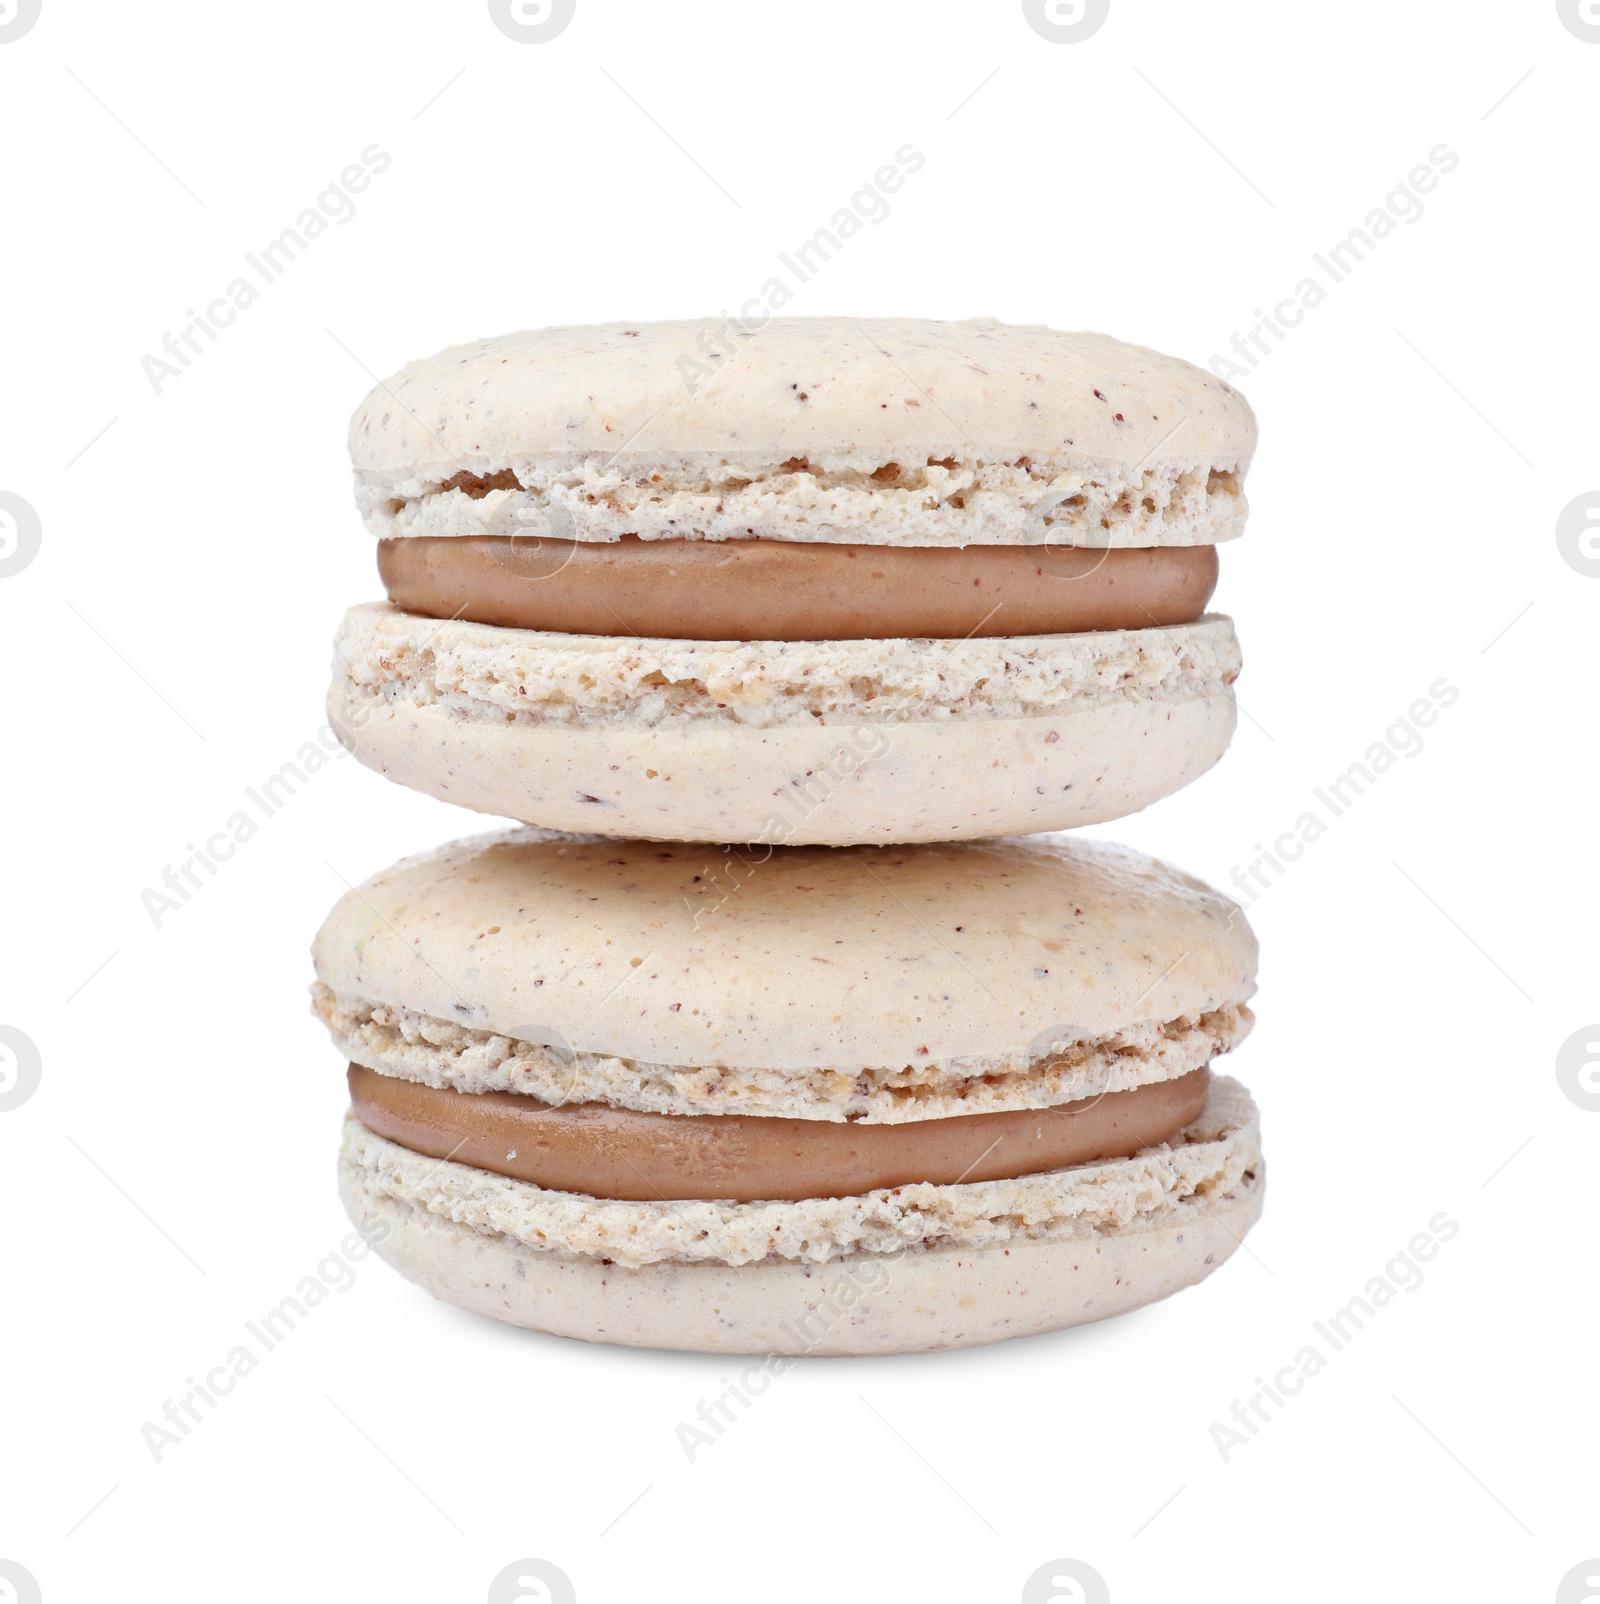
xmin=313 ymin=828 xmax=1264 ymax=1355
xmin=331 ymin=317 xmax=1255 ymax=844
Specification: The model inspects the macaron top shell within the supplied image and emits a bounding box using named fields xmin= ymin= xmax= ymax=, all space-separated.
xmin=349 ymin=318 xmax=1255 ymax=548
xmin=312 ymin=829 xmax=1257 ymax=1072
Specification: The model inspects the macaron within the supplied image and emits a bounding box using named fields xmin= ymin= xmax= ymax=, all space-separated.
xmin=313 ymin=828 xmax=1264 ymax=1355
xmin=331 ymin=317 xmax=1255 ymax=845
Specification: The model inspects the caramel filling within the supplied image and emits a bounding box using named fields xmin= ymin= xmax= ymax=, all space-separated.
xmin=348 ymin=1063 xmax=1210 ymax=1202
xmin=377 ymin=536 xmax=1217 ymax=641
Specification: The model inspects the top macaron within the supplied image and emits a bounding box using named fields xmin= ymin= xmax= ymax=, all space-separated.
xmin=331 ymin=317 xmax=1256 ymax=845
xmin=349 ymin=317 xmax=1256 ymax=549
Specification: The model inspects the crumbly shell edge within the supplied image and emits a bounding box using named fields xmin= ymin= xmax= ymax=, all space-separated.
xmin=331 ymin=605 xmax=1241 ymax=730
xmin=355 ymin=452 xmax=1249 ymax=550
xmin=313 ymin=983 xmax=1252 ymax=1123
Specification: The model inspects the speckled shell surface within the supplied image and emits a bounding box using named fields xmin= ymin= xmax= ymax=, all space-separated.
xmin=348 ymin=318 xmax=1256 ymax=547
xmin=327 ymin=604 xmax=1240 ymax=843
xmin=311 ymin=829 xmax=1257 ymax=1072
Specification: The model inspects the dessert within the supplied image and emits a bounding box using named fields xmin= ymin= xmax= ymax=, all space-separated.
xmin=331 ymin=318 xmax=1255 ymax=844
xmin=314 ymin=828 xmax=1263 ymax=1355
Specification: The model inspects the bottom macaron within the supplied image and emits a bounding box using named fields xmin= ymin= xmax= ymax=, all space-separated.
xmin=338 ymin=1077 xmax=1261 ymax=1355
xmin=313 ymin=827 xmax=1266 ymax=1354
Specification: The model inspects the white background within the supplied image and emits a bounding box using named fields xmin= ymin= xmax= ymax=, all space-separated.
xmin=3 ymin=2 xmax=1596 ymax=1600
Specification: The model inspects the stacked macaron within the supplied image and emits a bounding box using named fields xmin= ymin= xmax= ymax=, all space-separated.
xmin=315 ymin=317 xmax=1263 ymax=1353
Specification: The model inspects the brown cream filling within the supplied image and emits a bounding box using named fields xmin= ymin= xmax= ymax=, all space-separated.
xmin=347 ymin=1063 xmax=1210 ymax=1203
xmin=377 ymin=535 xmax=1217 ymax=642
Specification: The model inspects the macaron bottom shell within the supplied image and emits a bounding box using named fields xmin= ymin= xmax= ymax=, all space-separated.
xmin=338 ymin=1078 xmax=1263 ymax=1355
xmin=343 ymin=1168 xmax=1262 ymax=1357
xmin=332 ymin=687 xmax=1236 ymax=846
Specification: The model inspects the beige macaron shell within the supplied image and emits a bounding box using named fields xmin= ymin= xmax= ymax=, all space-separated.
xmin=349 ymin=318 xmax=1255 ymax=547
xmin=327 ymin=603 xmax=1240 ymax=844
xmin=311 ymin=829 xmax=1257 ymax=1073
xmin=343 ymin=1185 xmax=1263 ymax=1355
